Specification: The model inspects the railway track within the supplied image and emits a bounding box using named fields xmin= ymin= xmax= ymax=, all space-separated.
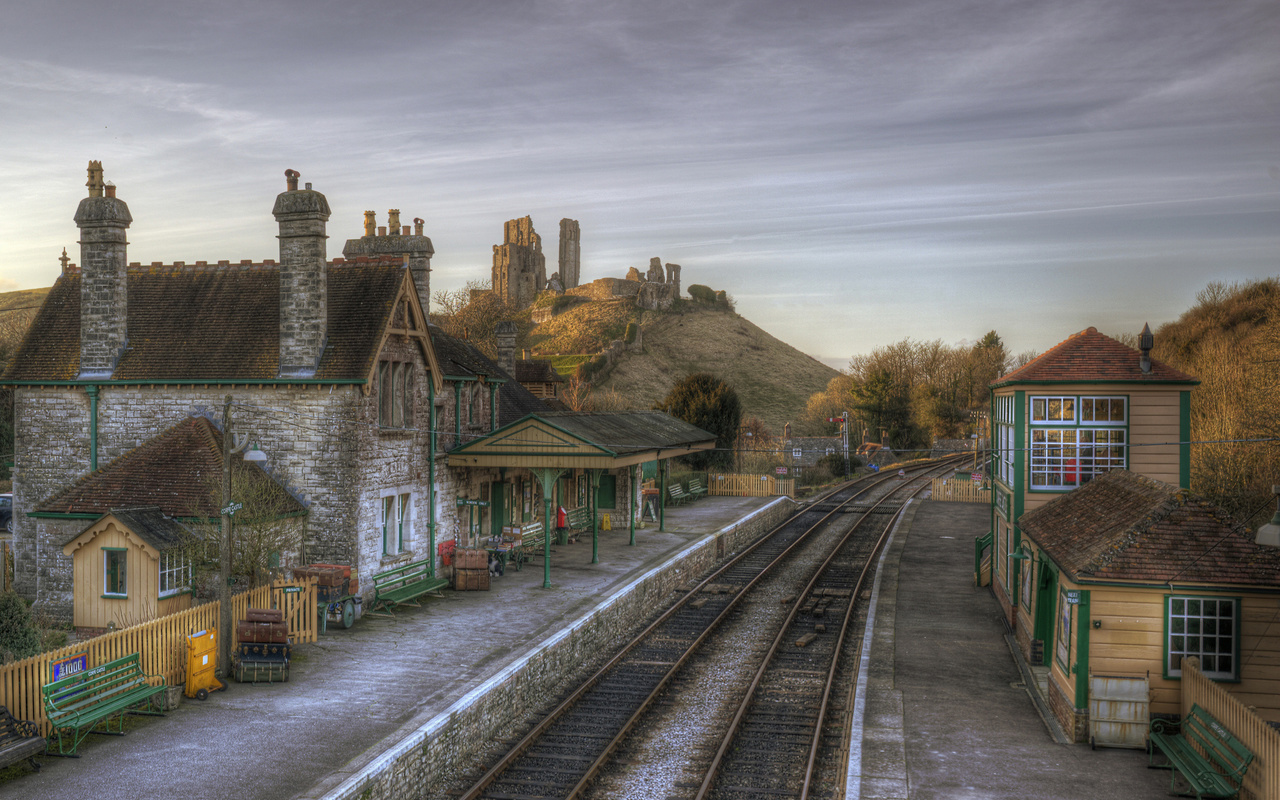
xmin=458 ymin=457 xmax=966 ymax=800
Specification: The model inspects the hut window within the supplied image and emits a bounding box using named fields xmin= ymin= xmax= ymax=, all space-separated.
xmin=159 ymin=551 xmax=192 ymax=598
xmin=103 ymin=548 xmax=127 ymax=597
xmin=1166 ymin=595 xmax=1238 ymax=681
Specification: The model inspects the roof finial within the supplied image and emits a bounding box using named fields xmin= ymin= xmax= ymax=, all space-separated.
xmin=59 ymin=247 xmax=70 ymax=272
xmin=1139 ymin=323 xmax=1153 ymax=374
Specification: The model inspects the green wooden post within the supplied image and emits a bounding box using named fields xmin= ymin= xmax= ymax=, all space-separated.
xmin=659 ymin=459 xmax=667 ymax=532
xmin=628 ymin=464 xmax=636 ymax=546
xmin=589 ymin=469 xmax=600 ymax=564
xmin=530 ymin=467 xmax=564 ymax=589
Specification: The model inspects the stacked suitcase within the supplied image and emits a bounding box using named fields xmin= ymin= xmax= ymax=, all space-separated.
xmin=293 ymin=564 xmax=355 ymax=603
xmin=453 ymin=549 xmax=490 ymax=591
xmin=234 ymin=608 xmax=290 ymax=683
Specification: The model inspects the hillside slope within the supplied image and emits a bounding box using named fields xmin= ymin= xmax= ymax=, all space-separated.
xmin=594 ymin=305 xmax=840 ymax=434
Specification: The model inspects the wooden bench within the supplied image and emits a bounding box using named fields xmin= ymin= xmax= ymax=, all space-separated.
xmin=1149 ymin=704 xmax=1254 ymax=799
xmin=509 ymin=522 xmax=546 ymax=570
xmin=564 ymin=506 xmax=593 ymax=542
xmin=0 ymin=705 xmax=43 ymax=772
xmin=41 ymin=653 xmax=166 ymax=757
xmin=688 ymin=477 xmax=708 ymax=500
xmin=667 ymin=482 xmax=692 ymax=505
xmin=368 ymin=558 xmax=447 ymax=615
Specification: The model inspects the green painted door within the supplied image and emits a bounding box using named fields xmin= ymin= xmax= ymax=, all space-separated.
xmin=1033 ymin=563 xmax=1058 ymax=666
xmin=491 ymin=482 xmax=505 ymax=537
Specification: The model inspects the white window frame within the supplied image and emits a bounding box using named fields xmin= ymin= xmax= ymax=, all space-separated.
xmin=1167 ymin=595 xmax=1238 ymax=681
xmin=382 ymin=491 xmax=412 ymax=556
xmin=1028 ymin=396 xmax=1127 ymax=490
xmin=792 ymin=448 xmax=803 ymax=459
xmin=158 ymin=550 xmax=191 ymax=598
xmin=103 ymin=548 xmax=127 ymax=598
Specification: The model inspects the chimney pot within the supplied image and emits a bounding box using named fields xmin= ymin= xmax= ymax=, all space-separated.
xmin=378 ymin=226 xmax=387 ymax=236
xmin=387 ymin=209 xmax=401 ymax=234
xmin=104 ymin=182 xmax=116 ymax=198
xmin=402 ymin=225 xmax=410 ymax=235
xmin=305 ymin=182 xmax=312 ymax=190
xmin=414 ymin=217 xmax=424 ymax=236
xmin=285 ymin=169 xmax=300 ymax=191
xmin=364 ymin=210 xmax=376 ymax=237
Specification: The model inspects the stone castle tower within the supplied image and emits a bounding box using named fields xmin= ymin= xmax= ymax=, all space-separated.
xmin=273 ymin=169 xmax=331 ymax=378
xmin=74 ymin=161 xmax=132 ymax=379
xmin=492 ymin=216 xmax=546 ymax=307
xmin=558 ymin=218 xmax=580 ymax=290
xmin=343 ymin=209 xmax=435 ymax=314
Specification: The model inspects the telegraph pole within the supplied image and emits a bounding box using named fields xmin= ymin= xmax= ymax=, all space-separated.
xmin=220 ymin=396 xmax=234 ymax=680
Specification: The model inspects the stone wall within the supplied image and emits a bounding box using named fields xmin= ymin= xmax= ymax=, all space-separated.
xmin=1047 ymin=672 xmax=1088 ymax=743
xmin=566 ymin=277 xmax=641 ymax=302
xmin=317 ymin=497 xmax=797 ymax=800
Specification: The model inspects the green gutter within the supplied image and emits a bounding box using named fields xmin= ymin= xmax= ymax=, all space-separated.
xmin=990 ymin=378 xmax=1199 ymax=389
xmin=87 ymin=384 xmax=99 ymax=471
xmin=429 ymin=378 xmax=438 ymax=579
xmin=454 ymin=382 xmax=462 ymax=445
xmin=489 ymin=383 xmax=497 ymax=431
xmin=1074 ymin=590 xmax=1091 ymax=708
xmin=1179 ymin=390 xmax=1191 ymax=489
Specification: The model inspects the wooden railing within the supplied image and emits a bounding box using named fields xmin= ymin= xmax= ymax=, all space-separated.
xmin=1180 ymin=656 xmax=1280 ymax=800
xmin=707 ymin=473 xmax=795 ymax=498
xmin=0 ymin=576 xmax=315 ymax=736
xmin=931 ymin=477 xmax=991 ymax=504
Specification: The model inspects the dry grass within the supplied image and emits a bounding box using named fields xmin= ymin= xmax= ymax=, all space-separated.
xmin=597 ymin=305 xmax=840 ymax=434
xmin=527 ymin=298 xmax=638 ymax=355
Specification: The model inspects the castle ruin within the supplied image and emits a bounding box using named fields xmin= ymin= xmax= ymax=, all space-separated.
xmin=492 ymin=216 xmax=546 ymax=308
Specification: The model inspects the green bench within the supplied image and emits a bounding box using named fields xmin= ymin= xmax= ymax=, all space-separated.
xmin=509 ymin=522 xmax=546 ymax=570
xmin=564 ymin=506 xmax=593 ymax=542
xmin=369 ymin=558 xmax=447 ymax=615
xmin=41 ymin=653 xmax=166 ymax=757
xmin=1149 ymin=704 xmax=1254 ymax=799
xmin=0 ymin=704 xmax=43 ymax=772
xmin=688 ymin=477 xmax=708 ymax=499
xmin=667 ymin=482 xmax=692 ymax=505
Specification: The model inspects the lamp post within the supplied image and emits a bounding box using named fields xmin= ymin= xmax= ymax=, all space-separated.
xmin=219 ymin=396 xmax=257 ymax=680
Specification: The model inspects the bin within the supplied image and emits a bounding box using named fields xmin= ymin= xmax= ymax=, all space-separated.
xmin=186 ymin=629 xmax=222 ymax=700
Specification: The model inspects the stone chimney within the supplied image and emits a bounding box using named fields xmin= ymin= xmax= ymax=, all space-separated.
xmin=273 ymin=169 xmax=331 ymax=377
xmin=495 ymin=321 xmax=517 ymax=376
xmin=343 ymin=210 xmax=434 ymax=315
xmin=74 ymin=161 xmax=132 ymax=378
xmin=1139 ymin=322 xmax=1154 ymax=374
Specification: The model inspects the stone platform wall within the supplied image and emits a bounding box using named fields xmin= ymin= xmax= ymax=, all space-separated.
xmin=319 ymin=497 xmax=797 ymax=800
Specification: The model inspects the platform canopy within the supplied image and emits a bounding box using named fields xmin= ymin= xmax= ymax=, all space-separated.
xmin=447 ymin=410 xmax=715 ymax=470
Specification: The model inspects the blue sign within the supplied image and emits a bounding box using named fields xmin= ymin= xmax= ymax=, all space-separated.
xmin=51 ymin=652 xmax=88 ymax=682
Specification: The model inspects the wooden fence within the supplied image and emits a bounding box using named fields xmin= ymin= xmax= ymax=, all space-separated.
xmin=0 ymin=576 xmax=315 ymax=736
xmin=1180 ymin=656 xmax=1280 ymax=800
xmin=930 ymin=477 xmax=991 ymax=504
xmin=707 ymin=473 xmax=795 ymax=498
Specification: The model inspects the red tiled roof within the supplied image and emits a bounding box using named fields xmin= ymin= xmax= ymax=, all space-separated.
xmin=2 ymin=259 xmax=408 ymax=383
xmin=1019 ymin=470 xmax=1280 ymax=587
xmin=992 ymin=327 xmax=1197 ymax=387
xmin=35 ymin=416 xmax=306 ymax=519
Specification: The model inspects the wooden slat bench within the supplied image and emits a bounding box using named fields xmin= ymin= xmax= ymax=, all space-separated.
xmin=688 ymin=478 xmax=708 ymax=500
xmin=0 ymin=705 xmax=43 ymax=772
xmin=667 ymin=482 xmax=691 ymax=506
xmin=564 ymin=506 xmax=593 ymax=542
xmin=1149 ymin=704 xmax=1254 ymax=800
xmin=41 ymin=653 xmax=166 ymax=757
xmin=510 ymin=522 xmax=546 ymax=570
xmin=368 ymin=558 xmax=447 ymax=615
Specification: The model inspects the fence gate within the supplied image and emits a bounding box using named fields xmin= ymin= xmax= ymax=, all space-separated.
xmin=1089 ymin=674 xmax=1149 ymax=749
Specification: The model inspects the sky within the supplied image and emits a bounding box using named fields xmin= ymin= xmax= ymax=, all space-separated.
xmin=0 ymin=0 xmax=1276 ymax=370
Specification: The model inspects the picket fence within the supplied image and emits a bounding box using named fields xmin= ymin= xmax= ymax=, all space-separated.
xmin=707 ymin=473 xmax=795 ymax=498
xmin=0 ymin=576 xmax=316 ymax=737
xmin=1180 ymin=656 xmax=1280 ymax=800
xmin=930 ymin=477 xmax=991 ymax=504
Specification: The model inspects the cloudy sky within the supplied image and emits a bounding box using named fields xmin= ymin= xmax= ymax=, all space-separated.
xmin=1 ymin=0 xmax=1276 ymax=368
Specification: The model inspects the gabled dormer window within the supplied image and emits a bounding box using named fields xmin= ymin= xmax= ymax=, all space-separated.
xmin=379 ymin=360 xmax=414 ymax=428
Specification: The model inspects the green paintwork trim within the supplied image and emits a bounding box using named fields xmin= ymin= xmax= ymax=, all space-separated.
xmin=28 ymin=512 xmax=100 ymax=520
xmin=1 ymin=378 xmax=367 ymax=387
xmin=1179 ymin=391 xmax=1191 ymax=489
xmin=1011 ymin=391 xmax=1025 ymax=596
xmin=157 ymin=589 xmax=193 ymax=601
xmin=450 ymin=413 xmax=623 ymax=458
xmin=428 ymin=377 xmax=437 ymax=579
xmin=100 ymin=594 xmax=128 ymax=600
xmin=454 ymin=382 xmax=462 ymax=443
xmin=991 ymin=378 xmax=1200 ymax=389
xmin=1074 ymin=590 xmax=1090 ymax=708
xmin=488 ymin=383 xmax=497 ymax=431
xmin=440 ymin=374 xmax=507 ymax=384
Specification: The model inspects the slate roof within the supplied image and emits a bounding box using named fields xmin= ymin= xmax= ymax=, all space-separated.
xmin=35 ymin=416 xmax=307 ymax=519
xmin=79 ymin=506 xmax=197 ymax=551
xmin=992 ymin=327 xmax=1197 ymax=387
xmin=2 ymin=259 xmax=409 ymax=383
xmin=536 ymin=411 xmax=716 ymax=454
xmin=1019 ymin=470 xmax=1280 ymax=587
xmin=428 ymin=325 xmax=550 ymax=427
xmin=513 ymin=360 xmax=564 ymax=385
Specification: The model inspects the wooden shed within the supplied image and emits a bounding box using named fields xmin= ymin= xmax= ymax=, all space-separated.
xmin=1014 ymin=470 xmax=1280 ymax=742
xmin=62 ymin=507 xmax=201 ymax=634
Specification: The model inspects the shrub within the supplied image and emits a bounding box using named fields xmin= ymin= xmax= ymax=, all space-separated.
xmin=687 ymin=284 xmax=717 ymax=304
xmin=624 ymin=322 xmax=639 ymax=344
xmin=0 ymin=592 xmax=42 ymax=663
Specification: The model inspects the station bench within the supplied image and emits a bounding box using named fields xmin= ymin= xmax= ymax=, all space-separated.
xmin=688 ymin=478 xmax=708 ymax=500
xmin=564 ymin=506 xmax=593 ymax=542
xmin=0 ymin=704 xmax=43 ymax=772
xmin=41 ymin=652 xmax=166 ymax=757
xmin=369 ymin=558 xmax=447 ymax=615
xmin=667 ymin=483 xmax=692 ymax=506
xmin=1149 ymin=703 xmax=1254 ymax=799
xmin=509 ymin=522 xmax=546 ymax=570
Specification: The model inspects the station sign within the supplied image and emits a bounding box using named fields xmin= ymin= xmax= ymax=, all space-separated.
xmin=1066 ymin=590 xmax=1081 ymax=605
xmin=51 ymin=652 xmax=88 ymax=682
xmin=221 ymin=501 xmax=243 ymax=516
xmin=456 ymin=498 xmax=489 ymax=507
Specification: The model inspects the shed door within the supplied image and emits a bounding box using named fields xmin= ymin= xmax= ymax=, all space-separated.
xmin=1033 ymin=564 xmax=1057 ymax=666
xmin=1089 ymin=675 xmax=1149 ymax=749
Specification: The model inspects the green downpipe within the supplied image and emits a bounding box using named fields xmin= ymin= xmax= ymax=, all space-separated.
xmin=429 ymin=379 xmax=437 ymax=578
xmin=1074 ymin=590 xmax=1092 ymax=709
xmin=454 ymin=382 xmax=462 ymax=447
xmin=629 ymin=464 xmax=636 ymax=546
xmin=87 ymin=384 xmax=99 ymax=472
xmin=489 ymin=383 xmax=497 ymax=431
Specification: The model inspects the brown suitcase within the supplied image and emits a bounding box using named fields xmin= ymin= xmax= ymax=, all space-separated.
xmin=245 ymin=607 xmax=284 ymax=623
xmin=237 ymin=620 xmax=289 ymax=643
xmin=454 ymin=568 xmax=490 ymax=591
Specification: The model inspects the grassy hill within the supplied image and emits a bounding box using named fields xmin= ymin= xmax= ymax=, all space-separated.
xmin=589 ymin=304 xmax=840 ymax=434
xmin=0 ymin=287 xmax=48 ymax=363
